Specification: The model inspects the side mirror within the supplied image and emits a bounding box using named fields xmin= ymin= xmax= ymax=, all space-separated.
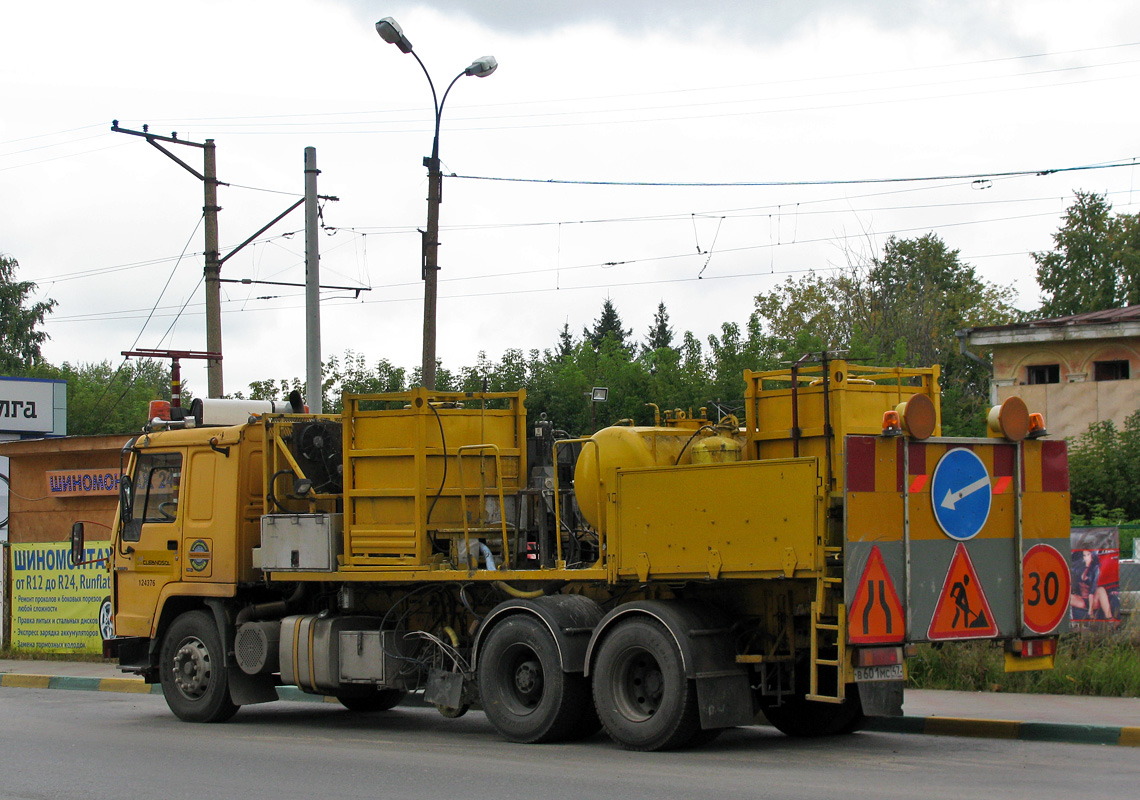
xmin=70 ymin=521 xmax=86 ymax=567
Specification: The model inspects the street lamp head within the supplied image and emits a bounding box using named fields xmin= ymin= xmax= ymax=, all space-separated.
xmin=375 ymin=17 xmax=413 ymax=54
xmin=465 ymin=55 xmax=498 ymax=78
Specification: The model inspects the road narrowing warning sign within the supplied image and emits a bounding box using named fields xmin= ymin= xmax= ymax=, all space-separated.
xmin=928 ymin=542 xmax=998 ymax=640
xmin=848 ymin=546 xmax=905 ymax=644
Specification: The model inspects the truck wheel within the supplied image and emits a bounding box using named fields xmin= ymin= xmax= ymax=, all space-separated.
xmin=762 ymin=689 xmax=865 ymax=737
xmin=159 ymin=610 xmax=239 ymax=723
xmin=337 ymin=689 xmax=405 ymax=712
xmin=98 ymin=597 xmax=115 ymax=641
xmin=478 ymin=615 xmax=595 ymax=743
xmin=591 ymin=618 xmax=700 ymax=751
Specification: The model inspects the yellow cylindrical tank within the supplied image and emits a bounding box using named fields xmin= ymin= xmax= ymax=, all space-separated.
xmin=574 ymin=426 xmax=696 ymax=533
xmin=691 ymin=434 xmax=742 ymax=464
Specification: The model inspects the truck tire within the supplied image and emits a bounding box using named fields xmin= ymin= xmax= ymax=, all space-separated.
xmin=98 ymin=597 xmax=114 ymax=641
xmin=478 ymin=615 xmax=595 ymax=743
xmin=159 ymin=610 xmax=239 ymax=723
xmin=337 ymin=689 xmax=405 ymax=712
xmin=591 ymin=618 xmax=700 ymax=751
xmin=762 ymin=688 xmax=865 ymax=737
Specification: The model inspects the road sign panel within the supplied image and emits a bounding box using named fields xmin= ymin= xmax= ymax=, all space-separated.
xmin=1022 ymin=544 xmax=1070 ymax=634
xmin=848 ymin=546 xmax=905 ymax=644
xmin=930 ymin=448 xmax=991 ymax=541
xmin=928 ymin=543 xmax=998 ymax=640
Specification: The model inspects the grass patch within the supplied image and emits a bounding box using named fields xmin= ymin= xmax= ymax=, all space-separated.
xmin=908 ymin=621 xmax=1140 ymax=697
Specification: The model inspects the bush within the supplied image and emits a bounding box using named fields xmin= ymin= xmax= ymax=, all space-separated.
xmin=907 ymin=621 xmax=1140 ymax=697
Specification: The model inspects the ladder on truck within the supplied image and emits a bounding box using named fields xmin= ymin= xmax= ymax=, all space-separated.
xmin=807 ymin=545 xmax=847 ymax=703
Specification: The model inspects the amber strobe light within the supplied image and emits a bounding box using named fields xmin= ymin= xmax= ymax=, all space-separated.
xmin=987 ymin=396 xmax=1029 ymax=441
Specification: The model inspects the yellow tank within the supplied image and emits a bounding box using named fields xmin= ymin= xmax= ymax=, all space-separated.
xmin=574 ymin=426 xmax=698 ymax=533
xmin=691 ymin=434 xmax=742 ymax=464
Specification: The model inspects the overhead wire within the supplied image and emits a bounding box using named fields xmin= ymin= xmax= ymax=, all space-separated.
xmin=450 ymin=157 xmax=1138 ymax=188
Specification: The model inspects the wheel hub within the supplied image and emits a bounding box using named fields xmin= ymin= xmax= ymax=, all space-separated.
xmin=513 ymin=659 xmax=543 ymax=701
xmin=171 ymin=638 xmax=211 ymax=699
xmin=615 ymin=650 xmax=664 ymax=720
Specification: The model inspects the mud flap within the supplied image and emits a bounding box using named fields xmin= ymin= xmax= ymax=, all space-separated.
xmin=857 ymin=680 xmax=903 ymax=717
xmin=228 ymin=666 xmax=278 ymax=705
xmin=696 ymin=672 xmax=755 ymax=729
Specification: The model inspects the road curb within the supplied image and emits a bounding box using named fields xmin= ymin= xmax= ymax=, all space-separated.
xmin=867 ymin=715 xmax=1140 ymax=747
xmin=1 ymin=672 xmax=384 ymax=704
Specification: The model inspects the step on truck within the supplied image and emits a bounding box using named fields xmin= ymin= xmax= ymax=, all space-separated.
xmin=74 ymin=357 xmax=1071 ymax=750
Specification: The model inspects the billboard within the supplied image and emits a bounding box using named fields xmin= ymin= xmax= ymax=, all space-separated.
xmin=8 ymin=540 xmax=112 ymax=653
xmin=1070 ymin=527 xmax=1120 ymax=623
xmin=0 ymin=376 xmax=67 ymax=436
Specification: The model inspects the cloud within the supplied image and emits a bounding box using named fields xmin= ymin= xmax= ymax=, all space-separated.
xmin=358 ymin=0 xmax=1037 ymax=48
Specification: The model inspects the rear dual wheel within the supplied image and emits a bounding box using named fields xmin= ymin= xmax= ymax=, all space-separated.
xmin=590 ymin=618 xmax=703 ymax=751
xmin=478 ymin=616 xmax=599 ymax=743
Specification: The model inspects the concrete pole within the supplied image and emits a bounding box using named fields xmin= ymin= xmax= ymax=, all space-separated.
xmin=422 ymin=155 xmax=441 ymax=389
xmin=304 ymin=147 xmax=323 ymax=413
xmin=203 ymin=139 xmax=223 ymax=398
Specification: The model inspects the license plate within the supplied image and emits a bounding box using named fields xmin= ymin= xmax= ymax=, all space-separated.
xmin=853 ymin=663 xmax=904 ymax=682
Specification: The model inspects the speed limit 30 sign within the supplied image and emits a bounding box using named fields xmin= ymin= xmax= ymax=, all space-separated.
xmin=1022 ymin=544 xmax=1070 ymax=634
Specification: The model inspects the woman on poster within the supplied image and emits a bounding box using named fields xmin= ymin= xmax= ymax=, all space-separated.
xmin=1070 ymin=549 xmax=1112 ymax=620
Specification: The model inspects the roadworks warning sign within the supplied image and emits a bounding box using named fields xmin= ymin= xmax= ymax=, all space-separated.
xmin=928 ymin=542 xmax=998 ymax=640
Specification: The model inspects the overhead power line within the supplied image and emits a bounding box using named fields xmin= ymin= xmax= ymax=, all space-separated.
xmin=451 ymin=158 xmax=1138 ymax=189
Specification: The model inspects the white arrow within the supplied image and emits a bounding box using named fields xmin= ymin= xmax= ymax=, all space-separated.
xmin=941 ymin=475 xmax=990 ymax=510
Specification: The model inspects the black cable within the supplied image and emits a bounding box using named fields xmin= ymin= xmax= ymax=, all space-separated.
xmin=452 ymin=159 xmax=1138 ymax=189
xmin=674 ymin=425 xmax=718 ymax=465
xmin=425 ymin=401 xmax=448 ymax=554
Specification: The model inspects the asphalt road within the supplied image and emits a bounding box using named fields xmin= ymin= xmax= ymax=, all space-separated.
xmin=0 ymin=687 xmax=1133 ymax=800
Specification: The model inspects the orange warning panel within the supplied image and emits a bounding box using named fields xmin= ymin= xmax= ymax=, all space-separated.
xmin=928 ymin=543 xmax=998 ymax=640
xmin=848 ymin=546 xmax=905 ymax=644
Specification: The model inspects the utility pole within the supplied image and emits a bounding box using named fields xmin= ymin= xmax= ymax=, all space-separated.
xmin=304 ymin=147 xmax=322 ymax=413
xmin=114 ymin=123 xmax=349 ymax=402
xmin=203 ymin=140 xmax=223 ymax=398
xmin=112 ymin=122 xmax=225 ymax=397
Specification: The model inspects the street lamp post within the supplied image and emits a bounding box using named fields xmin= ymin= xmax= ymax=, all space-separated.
xmin=375 ymin=17 xmax=497 ymax=389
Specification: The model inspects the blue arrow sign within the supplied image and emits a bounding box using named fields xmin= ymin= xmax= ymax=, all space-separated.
xmin=930 ymin=448 xmax=991 ymax=541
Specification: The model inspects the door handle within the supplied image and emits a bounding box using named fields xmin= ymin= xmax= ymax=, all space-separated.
xmin=167 ymin=540 xmax=178 ymax=551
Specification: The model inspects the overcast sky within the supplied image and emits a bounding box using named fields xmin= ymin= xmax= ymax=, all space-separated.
xmin=2 ymin=1 xmax=1139 ymax=402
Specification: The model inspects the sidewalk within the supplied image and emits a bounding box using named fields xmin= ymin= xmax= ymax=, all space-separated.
xmin=2 ymin=658 xmax=1137 ymax=746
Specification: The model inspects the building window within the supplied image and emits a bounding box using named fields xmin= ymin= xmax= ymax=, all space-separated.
xmin=1026 ymin=364 xmax=1060 ymax=385
xmin=1094 ymin=360 xmax=1130 ymax=381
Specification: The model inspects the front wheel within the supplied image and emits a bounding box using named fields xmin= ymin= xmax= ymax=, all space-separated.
xmin=591 ymin=618 xmax=701 ymax=751
xmin=98 ymin=597 xmax=114 ymax=641
xmin=159 ymin=610 xmax=239 ymax=723
xmin=478 ymin=615 xmax=596 ymax=743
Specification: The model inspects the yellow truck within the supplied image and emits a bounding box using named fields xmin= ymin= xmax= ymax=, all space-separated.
xmin=75 ymin=357 xmax=1071 ymax=750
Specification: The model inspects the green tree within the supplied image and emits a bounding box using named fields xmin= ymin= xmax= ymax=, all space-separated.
xmin=1 ymin=253 xmax=57 ymax=374
xmin=753 ymin=233 xmax=1019 ymax=435
xmin=1067 ymin=411 xmax=1140 ymax=522
xmin=583 ymin=298 xmax=633 ymax=353
xmin=643 ymin=301 xmax=675 ymax=353
xmin=28 ymin=359 xmax=171 ymax=435
xmin=1033 ymin=191 xmax=1140 ymax=316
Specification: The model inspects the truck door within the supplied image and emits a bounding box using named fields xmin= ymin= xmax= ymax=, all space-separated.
xmin=180 ymin=448 xmax=231 ymax=583
xmin=114 ymin=450 xmax=183 ymax=637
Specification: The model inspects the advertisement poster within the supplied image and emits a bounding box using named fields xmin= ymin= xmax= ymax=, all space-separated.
xmin=1070 ymin=527 xmax=1120 ymax=623
xmin=9 ymin=540 xmax=112 ymax=653
xmin=1 ymin=544 xmax=6 ymax=645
